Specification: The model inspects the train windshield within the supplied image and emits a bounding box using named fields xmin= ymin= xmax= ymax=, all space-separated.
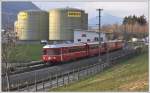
xmin=47 ymin=49 xmax=60 ymax=55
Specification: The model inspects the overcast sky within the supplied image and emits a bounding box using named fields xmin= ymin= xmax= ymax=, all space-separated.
xmin=33 ymin=1 xmax=148 ymax=19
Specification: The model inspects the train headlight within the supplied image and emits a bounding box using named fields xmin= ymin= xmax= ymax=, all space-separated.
xmin=53 ymin=57 xmax=56 ymax=59
xmin=48 ymin=57 xmax=51 ymax=60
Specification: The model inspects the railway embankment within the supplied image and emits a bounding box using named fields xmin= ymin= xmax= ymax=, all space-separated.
xmin=50 ymin=50 xmax=148 ymax=92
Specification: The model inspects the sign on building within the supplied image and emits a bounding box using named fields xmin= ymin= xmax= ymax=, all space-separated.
xmin=68 ymin=11 xmax=81 ymax=17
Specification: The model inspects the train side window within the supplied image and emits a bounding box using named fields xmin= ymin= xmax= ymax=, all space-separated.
xmin=115 ymin=42 xmax=118 ymax=46
xmin=79 ymin=46 xmax=84 ymax=51
xmin=47 ymin=49 xmax=60 ymax=55
xmin=82 ymin=34 xmax=86 ymax=37
xmin=101 ymin=43 xmax=105 ymax=47
xmin=69 ymin=46 xmax=83 ymax=53
xmin=69 ymin=47 xmax=75 ymax=53
xmin=90 ymin=44 xmax=99 ymax=49
xmin=101 ymin=43 xmax=103 ymax=47
xmin=78 ymin=39 xmax=81 ymax=42
xmin=104 ymin=43 xmax=107 ymax=47
xmin=62 ymin=48 xmax=68 ymax=54
xmin=81 ymin=47 xmax=85 ymax=51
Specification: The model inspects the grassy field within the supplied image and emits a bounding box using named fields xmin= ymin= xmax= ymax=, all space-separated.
xmin=16 ymin=44 xmax=43 ymax=61
xmin=50 ymin=52 xmax=148 ymax=92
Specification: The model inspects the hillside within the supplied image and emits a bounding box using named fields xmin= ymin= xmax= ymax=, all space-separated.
xmin=2 ymin=1 xmax=40 ymax=30
xmin=89 ymin=13 xmax=123 ymax=26
xmin=51 ymin=52 xmax=148 ymax=92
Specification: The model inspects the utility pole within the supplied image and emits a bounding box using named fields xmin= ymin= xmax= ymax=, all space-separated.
xmin=97 ymin=9 xmax=103 ymax=62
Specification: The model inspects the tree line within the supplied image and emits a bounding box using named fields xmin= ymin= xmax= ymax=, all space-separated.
xmin=123 ymin=15 xmax=147 ymax=26
xmin=100 ymin=15 xmax=148 ymax=40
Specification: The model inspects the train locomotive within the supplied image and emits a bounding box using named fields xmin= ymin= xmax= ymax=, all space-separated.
xmin=42 ymin=40 xmax=123 ymax=64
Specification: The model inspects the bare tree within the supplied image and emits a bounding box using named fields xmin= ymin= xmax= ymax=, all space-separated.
xmin=2 ymin=30 xmax=31 ymax=91
xmin=2 ymin=30 xmax=15 ymax=91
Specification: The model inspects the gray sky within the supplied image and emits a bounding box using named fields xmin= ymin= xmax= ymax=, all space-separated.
xmin=33 ymin=1 xmax=148 ymax=19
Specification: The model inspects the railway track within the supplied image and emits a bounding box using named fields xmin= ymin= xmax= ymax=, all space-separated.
xmin=2 ymin=61 xmax=46 ymax=76
xmin=2 ymin=48 xmax=137 ymax=91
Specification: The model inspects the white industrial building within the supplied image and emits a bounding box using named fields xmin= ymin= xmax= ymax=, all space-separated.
xmin=74 ymin=29 xmax=107 ymax=43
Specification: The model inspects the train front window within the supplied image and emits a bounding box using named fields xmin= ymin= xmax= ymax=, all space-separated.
xmin=43 ymin=50 xmax=47 ymax=55
xmin=47 ymin=49 xmax=60 ymax=55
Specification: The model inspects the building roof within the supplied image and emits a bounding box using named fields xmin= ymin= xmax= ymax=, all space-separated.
xmin=74 ymin=29 xmax=105 ymax=34
xmin=49 ymin=7 xmax=84 ymax=12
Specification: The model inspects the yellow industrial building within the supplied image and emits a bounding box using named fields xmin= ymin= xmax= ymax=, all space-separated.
xmin=15 ymin=8 xmax=88 ymax=41
xmin=49 ymin=8 xmax=88 ymax=41
xmin=15 ymin=10 xmax=49 ymax=40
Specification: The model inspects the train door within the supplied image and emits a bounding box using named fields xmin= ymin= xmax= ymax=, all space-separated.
xmin=104 ymin=43 xmax=107 ymax=52
xmin=101 ymin=43 xmax=105 ymax=53
xmin=106 ymin=42 xmax=110 ymax=52
xmin=62 ymin=47 xmax=69 ymax=62
xmin=85 ymin=43 xmax=89 ymax=56
xmin=60 ymin=48 xmax=63 ymax=62
xmin=115 ymin=42 xmax=118 ymax=50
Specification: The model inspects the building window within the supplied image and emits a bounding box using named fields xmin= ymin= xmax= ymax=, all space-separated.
xmin=94 ymin=37 xmax=99 ymax=41
xmin=87 ymin=39 xmax=90 ymax=42
xmin=78 ymin=39 xmax=81 ymax=42
xmin=99 ymin=38 xmax=103 ymax=41
xmin=95 ymin=37 xmax=103 ymax=41
xmin=82 ymin=34 xmax=86 ymax=37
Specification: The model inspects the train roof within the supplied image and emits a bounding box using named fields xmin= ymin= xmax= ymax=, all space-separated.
xmin=43 ymin=40 xmax=123 ymax=48
xmin=43 ymin=43 xmax=86 ymax=48
xmin=87 ymin=42 xmax=105 ymax=45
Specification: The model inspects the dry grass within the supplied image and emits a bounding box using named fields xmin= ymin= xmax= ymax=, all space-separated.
xmin=50 ymin=52 xmax=148 ymax=92
xmin=119 ymin=73 xmax=148 ymax=91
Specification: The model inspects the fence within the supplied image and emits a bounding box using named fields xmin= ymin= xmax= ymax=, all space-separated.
xmin=3 ymin=48 xmax=140 ymax=92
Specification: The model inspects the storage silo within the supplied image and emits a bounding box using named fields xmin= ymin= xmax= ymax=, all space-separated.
xmin=49 ymin=8 xmax=88 ymax=41
xmin=15 ymin=10 xmax=49 ymax=40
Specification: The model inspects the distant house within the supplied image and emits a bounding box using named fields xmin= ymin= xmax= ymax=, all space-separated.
xmin=74 ymin=29 xmax=107 ymax=43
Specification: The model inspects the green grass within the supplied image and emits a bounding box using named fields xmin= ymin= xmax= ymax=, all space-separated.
xmin=16 ymin=44 xmax=43 ymax=61
xmin=50 ymin=52 xmax=148 ymax=92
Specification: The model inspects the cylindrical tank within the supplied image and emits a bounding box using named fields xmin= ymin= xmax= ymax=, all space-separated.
xmin=49 ymin=8 xmax=88 ymax=41
xmin=15 ymin=10 xmax=49 ymax=40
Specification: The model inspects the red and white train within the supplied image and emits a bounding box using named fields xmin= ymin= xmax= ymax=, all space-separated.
xmin=42 ymin=40 xmax=123 ymax=64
